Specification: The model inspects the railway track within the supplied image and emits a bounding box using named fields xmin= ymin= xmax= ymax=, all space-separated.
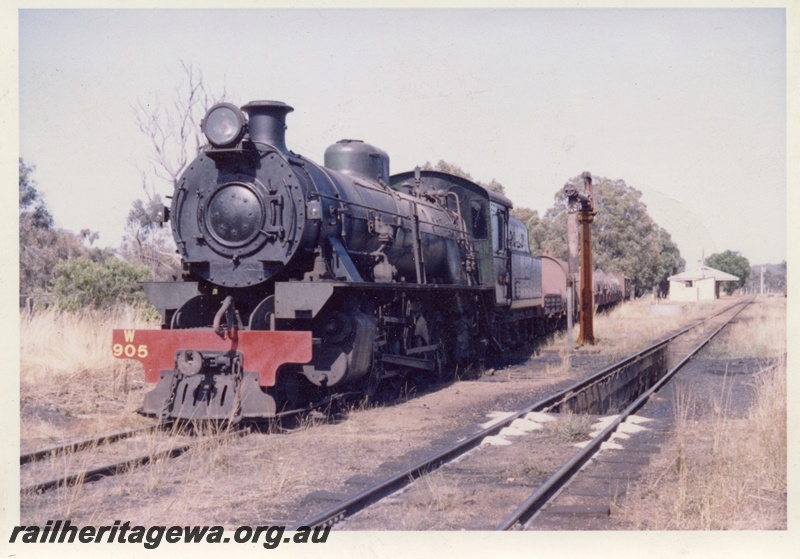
xmin=292 ymin=298 xmax=751 ymax=530
xmin=20 ymin=299 xmax=750 ymax=522
xmin=496 ymin=297 xmax=752 ymax=529
xmin=20 ymin=391 xmax=356 ymax=496
xmin=20 ymin=422 xmax=172 ymax=466
xmin=20 ymin=422 xmax=207 ymax=495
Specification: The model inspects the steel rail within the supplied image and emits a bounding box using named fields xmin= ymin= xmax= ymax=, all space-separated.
xmin=21 ymin=379 xmax=357 ymax=496
xmin=292 ymin=299 xmax=747 ymax=530
xmin=22 ymin=428 xmax=249 ymax=496
xmin=22 ymin=442 xmax=196 ymax=495
xmin=20 ymin=422 xmax=173 ymax=466
xmin=518 ymin=298 xmax=743 ymax=415
xmin=495 ymin=297 xmax=753 ymax=530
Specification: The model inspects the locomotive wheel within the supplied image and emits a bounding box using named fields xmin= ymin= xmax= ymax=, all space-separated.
xmin=280 ymin=367 xmax=319 ymax=411
xmin=429 ymin=315 xmax=453 ymax=382
xmin=363 ymin=359 xmax=384 ymax=404
xmin=403 ymin=301 xmax=429 ymax=353
xmin=407 ymin=314 xmax=430 ymax=352
xmin=452 ymin=318 xmax=472 ymax=365
xmin=405 ymin=305 xmax=451 ymax=382
xmin=248 ymin=295 xmax=276 ymax=330
xmin=410 ymin=308 xmax=449 ymax=381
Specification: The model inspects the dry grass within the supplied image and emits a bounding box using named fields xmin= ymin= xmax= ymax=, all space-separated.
xmin=20 ymin=306 xmax=152 ymax=381
xmin=547 ymin=412 xmax=593 ymax=442
xmin=589 ymin=298 xmax=729 ymax=356
xmin=22 ymin=421 xmax=250 ymax=525
xmin=20 ymin=296 xmax=784 ymax=529
xmin=625 ymin=362 xmax=786 ymax=529
xmin=708 ymin=296 xmax=786 ymax=359
xmin=19 ymin=306 xmax=157 ymax=448
xmin=618 ymin=298 xmax=787 ymax=529
xmin=509 ymin=450 xmax=550 ymax=479
xmin=407 ymin=473 xmax=463 ymax=513
xmin=538 ymin=298 xmax=736 ymax=373
xmin=390 ymin=473 xmax=472 ymax=530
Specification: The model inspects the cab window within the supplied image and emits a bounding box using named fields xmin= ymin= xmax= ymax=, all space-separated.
xmin=471 ymin=200 xmax=487 ymax=239
xmin=491 ymin=203 xmax=506 ymax=253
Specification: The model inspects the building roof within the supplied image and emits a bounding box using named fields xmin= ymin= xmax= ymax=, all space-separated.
xmin=667 ymin=265 xmax=739 ymax=282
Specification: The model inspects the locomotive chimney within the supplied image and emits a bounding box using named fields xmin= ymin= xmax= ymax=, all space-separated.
xmin=241 ymin=100 xmax=294 ymax=153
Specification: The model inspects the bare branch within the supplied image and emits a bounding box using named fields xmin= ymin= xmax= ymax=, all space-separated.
xmin=126 ymin=61 xmax=227 ymax=280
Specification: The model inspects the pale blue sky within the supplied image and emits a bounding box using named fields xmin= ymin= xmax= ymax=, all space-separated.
xmin=15 ymin=7 xmax=789 ymax=266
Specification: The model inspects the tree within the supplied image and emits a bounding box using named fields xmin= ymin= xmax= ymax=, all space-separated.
xmin=706 ymin=250 xmax=751 ymax=295
xmin=744 ymin=261 xmax=786 ymax=295
xmin=522 ymin=176 xmax=684 ymax=297
xmin=510 ymin=207 xmax=551 ymax=254
xmin=421 ymin=160 xmax=506 ymax=195
xmin=19 ymin=158 xmax=53 ymax=229
xmin=122 ymin=61 xmax=227 ymax=280
xmin=119 ymin=185 xmax=181 ymax=281
xmin=133 ymin=61 xmax=225 ymax=189
xmin=19 ymin=159 xmax=111 ymax=300
xmin=54 ymin=257 xmax=151 ymax=311
xmin=654 ymin=228 xmax=684 ymax=296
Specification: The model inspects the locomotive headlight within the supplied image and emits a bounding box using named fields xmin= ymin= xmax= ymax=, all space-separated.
xmin=202 ymin=103 xmax=246 ymax=148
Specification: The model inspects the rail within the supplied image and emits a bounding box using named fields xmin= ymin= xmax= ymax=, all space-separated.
xmin=20 ymin=422 xmax=172 ymax=466
xmin=292 ymin=299 xmax=748 ymax=529
xmin=495 ymin=297 xmax=753 ymax=529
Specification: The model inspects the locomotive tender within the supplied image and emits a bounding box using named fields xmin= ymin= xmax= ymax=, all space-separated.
xmin=112 ymin=100 xmax=611 ymax=421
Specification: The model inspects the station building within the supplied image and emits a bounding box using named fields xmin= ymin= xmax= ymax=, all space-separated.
xmin=667 ymin=266 xmax=740 ymax=302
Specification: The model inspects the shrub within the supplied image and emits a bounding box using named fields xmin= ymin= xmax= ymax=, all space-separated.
xmin=54 ymin=257 xmax=151 ymax=311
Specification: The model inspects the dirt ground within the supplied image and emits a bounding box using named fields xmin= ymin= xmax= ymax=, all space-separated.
xmin=18 ymin=296 xmax=785 ymax=530
xmin=20 ymin=370 xmax=582 ymax=526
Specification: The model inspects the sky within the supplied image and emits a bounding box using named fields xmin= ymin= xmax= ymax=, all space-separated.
xmin=10 ymin=5 xmax=791 ymax=272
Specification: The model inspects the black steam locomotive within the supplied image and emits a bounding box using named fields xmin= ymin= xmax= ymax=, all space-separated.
xmin=112 ymin=100 xmax=591 ymax=421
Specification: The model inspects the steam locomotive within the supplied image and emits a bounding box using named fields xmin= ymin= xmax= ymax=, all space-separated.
xmin=112 ymin=100 xmax=624 ymax=421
